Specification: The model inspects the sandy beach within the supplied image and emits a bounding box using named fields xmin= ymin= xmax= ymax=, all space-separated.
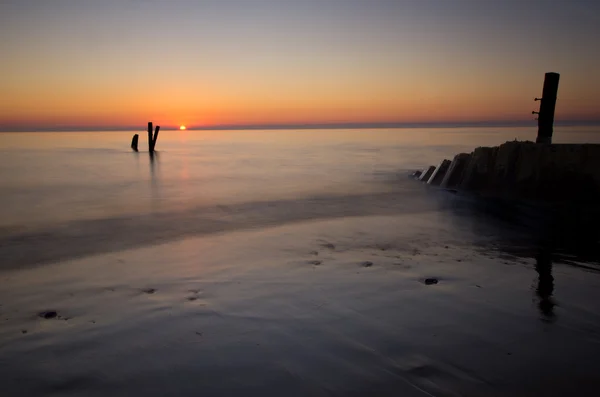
xmin=2 ymin=206 xmax=600 ymax=396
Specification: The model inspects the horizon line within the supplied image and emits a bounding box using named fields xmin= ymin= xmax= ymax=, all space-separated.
xmin=1 ymin=119 xmax=600 ymax=133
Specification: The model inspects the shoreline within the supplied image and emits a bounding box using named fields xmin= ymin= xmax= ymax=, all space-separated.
xmin=0 ymin=189 xmax=439 ymax=270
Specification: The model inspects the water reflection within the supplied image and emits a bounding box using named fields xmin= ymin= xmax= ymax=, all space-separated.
xmin=535 ymin=250 xmax=556 ymax=321
xmin=149 ymin=151 xmax=159 ymax=178
xmin=439 ymin=192 xmax=600 ymax=324
xmin=149 ymin=151 xmax=162 ymax=208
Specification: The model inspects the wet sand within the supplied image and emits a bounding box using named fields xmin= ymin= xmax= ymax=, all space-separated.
xmin=2 ymin=210 xmax=600 ymax=397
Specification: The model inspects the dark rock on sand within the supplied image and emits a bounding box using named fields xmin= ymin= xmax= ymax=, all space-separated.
xmin=142 ymin=288 xmax=156 ymax=294
xmin=21 ymin=330 xmax=27 ymax=334
xmin=309 ymin=260 xmax=322 ymax=266
xmin=39 ymin=311 xmax=58 ymax=319
xmin=361 ymin=261 xmax=373 ymax=267
xmin=424 ymin=278 xmax=439 ymax=285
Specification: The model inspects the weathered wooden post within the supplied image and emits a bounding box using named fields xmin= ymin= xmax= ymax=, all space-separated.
xmin=131 ymin=134 xmax=139 ymax=152
xmin=151 ymin=125 xmax=160 ymax=153
xmin=440 ymin=153 xmax=471 ymax=189
xmin=144 ymin=122 xmax=161 ymax=154
xmin=533 ymin=72 xmax=560 ymax=144
xmin=418 ymin=165 xmax=436 ymax=182
xmin=427 ymin=159 xmax=451 ymax=185
xmin=147 ymin=122 xmax=153 ymax=153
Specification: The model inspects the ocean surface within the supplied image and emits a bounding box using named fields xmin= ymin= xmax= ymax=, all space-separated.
xmin=1 ymin=126 xmax=599 ymax=267
xmin=2 ymin=126 xmax=600 ymax=397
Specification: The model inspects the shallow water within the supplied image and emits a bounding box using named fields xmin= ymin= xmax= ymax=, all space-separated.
xmin=1 ymin=127 xmax=600 ymax=396
xmin=3 ymin=126 xmax=600 ymax=229
xmin=1 ymin=126 xmax=599 ymax=267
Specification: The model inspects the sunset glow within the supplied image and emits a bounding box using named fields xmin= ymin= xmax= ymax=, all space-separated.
xmin=1 ymin=1 xmax=599 ymax=131
xmin=180 ymin=125 xmax=186 ymax=131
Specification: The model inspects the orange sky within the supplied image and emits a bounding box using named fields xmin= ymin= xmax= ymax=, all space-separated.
xmin=1 ymin=1 xmax=599 ymax=131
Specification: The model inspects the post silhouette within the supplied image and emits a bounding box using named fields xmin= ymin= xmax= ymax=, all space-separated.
xmin=534 ymin=72 xmax=560 ymax=144
xmin=147 ymin=122 xmax=153 ymax=153
xmin=131 ymin=133 xmax=139 ymax=152
xmin=151 ymin=125 xmax=160 ymax=153
xmin=145 ymin=122 xmax=160 ymax=154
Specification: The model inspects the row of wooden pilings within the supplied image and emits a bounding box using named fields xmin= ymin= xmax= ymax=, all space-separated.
xmin=412 ymin=155 xmax=467 ymax=189
xmin=413 ymin=139 xmax=600 ymax=202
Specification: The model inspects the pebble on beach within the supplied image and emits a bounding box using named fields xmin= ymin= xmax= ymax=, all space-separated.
xmin=320 ymin=242 xmax=335 ymax=250
xmin=39 ymin=311 xmax=58 ymax=319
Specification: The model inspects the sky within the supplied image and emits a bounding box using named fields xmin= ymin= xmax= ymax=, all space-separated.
xmin=1 ymin=0 xmax=600 ymax=131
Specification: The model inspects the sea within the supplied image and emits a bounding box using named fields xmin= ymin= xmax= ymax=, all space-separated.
xmin=1 ymin=126 xmax=600 ymax=397
xmin=1 ymin=126 xmax=599 ymax=265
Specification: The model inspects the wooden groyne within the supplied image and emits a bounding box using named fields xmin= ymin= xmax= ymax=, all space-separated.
xmin=418 ymin=141 xmax=600 ymax=202
xmin=415 ymin=72 xmax=600 ymax=204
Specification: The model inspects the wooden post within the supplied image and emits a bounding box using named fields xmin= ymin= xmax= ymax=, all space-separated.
xmin=151 ymin=125 xmax=160 ymax=152
xmin=131 ymin=134 xmax=139 ymax=151
xmin=440 ymin=153 xmax=471 ymax=189
xmin=427 ymin=159 xmax=451 ymax=185
xmin=534 ymin=72 xmax=560 ymax=144
xmin=147 ymin=122 xmax=153 ymax=153
xmin=418 ymin=165 xmax=436 ymax=182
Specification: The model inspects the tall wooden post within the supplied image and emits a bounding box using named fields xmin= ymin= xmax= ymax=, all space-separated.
xmin=534 ymin=72 xmax=560 ymax=144
xmin=147 ymin=122 xmax=153 ymax=153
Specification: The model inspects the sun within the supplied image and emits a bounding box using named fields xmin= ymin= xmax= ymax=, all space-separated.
xmin=179 ymin=125 xmax=187 ymax=130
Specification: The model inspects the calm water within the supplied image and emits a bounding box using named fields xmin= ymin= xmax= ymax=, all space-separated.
xmin=2 ymin=126 xmax=599 ymax=228
xmin=1 ymin=126 xmax=600 ymax=268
